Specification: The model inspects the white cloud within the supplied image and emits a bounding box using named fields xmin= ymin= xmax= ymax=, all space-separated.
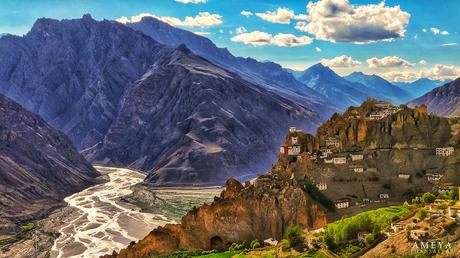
xmin=255 ymin=7 xmax=308 ymax=24
xmin=295 ymin=0 xmax=410 ymax=43
xmin=422 ymin=28 xmax=427 ymax=33
xmin=367 ymin=56 xmax=414 ymax=68
xmin=430 ymin=27 xmax=449 ymax=35
xmin=320 ymin=55 xmax=361 ymax=67
xmin=231 ymin=31 xmax=313 ymax=47
xmin=175 ymin=0 xmax=207 ymax=3
xmin=419 ymin=60 xmax=427 ymax=65
xmin=236 ymin=26 xmax=247 ymax=34
xmin=441 ymin=43 xmax=458 ymax=46
xmin=219 ymin=29 xmax=224 ymax=33
xmin=241 ymin=10 xmax=253 ymax=17
xmin=380 ymin=64 xmax=460 ymax=82
xmin=116 ymin=12 xmax=222 ymax=28
xmin=315 ymin=47 xmax=322 ymax=52
xmin=193 ymin=31 xmax=210 ymax=36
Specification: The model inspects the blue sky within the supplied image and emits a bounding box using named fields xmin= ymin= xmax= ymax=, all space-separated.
xmin=0 ymin=0 xmax=459 ymax=82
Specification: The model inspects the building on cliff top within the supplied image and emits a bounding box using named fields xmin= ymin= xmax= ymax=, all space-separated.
xmin=316 ymin=182 xmax=327 ymax=191
xmin=288 ymin=145 xmax=301 ymax=156
xmin=374 ymin=101 xmax=392 ymax=109
xmin=379 ymin=193 xmax=389 ymax=199
xmin=436 ymin=147 xmax=454 ymax=157
xmin=289 ymin=127 xmax=302 ymax=133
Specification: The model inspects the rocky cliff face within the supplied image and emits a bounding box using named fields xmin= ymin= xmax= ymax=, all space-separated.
xmin=408 ymin=78 xmax=460 ymax=117
xmin=104 ymin=174 xmax=327 ymax=257
xmin=0 ymin=94 xmax=99 ymax=225
xmin=274 ymin=99 xmax=460 ymax=219
xmin=85 ymin=45 xmax=321 ymax=186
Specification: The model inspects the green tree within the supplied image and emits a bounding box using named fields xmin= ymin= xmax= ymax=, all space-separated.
xmin=418 ymin=208 xmax=427 ymax=220
xmin=364 ymin=233 xmax=375 ymax=245
xmin=421 ymin=192 xmax=436 ymax=204
xmin=284 ymin=224 xmax=304 ymax=247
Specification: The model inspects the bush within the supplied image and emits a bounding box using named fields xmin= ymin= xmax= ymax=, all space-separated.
xmin=418 ymin=208 xmax=427 ymax=220
xmin=250 ymin=239 xmax=261 ymax=249
xmin=364 ymin=233 xmax=375 ymax=245
xmin=421 ymin=192 xmax=436 ymax=204
xmin=284 ymin=224 xmax=304 ymax=248
xmin=229 ymin=242 xmax=245 ymax=251
xmin=436 ymin=203 xmax=448 ymax=210
xmin=449 ymin=190 xmax=459 ymax=201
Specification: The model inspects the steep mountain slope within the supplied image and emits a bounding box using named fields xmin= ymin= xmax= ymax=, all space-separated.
xmin=408 ymin=78 xmax=460 ymax=117
xmin=85 ymin=46 xmax=322 ymax=186
xmin=344 ymin=72 xmax=414 ymax=104
xmin=394 ymin=78 xmax=446 ymax=97
xmin=0 ymin=14 xmax=168 ymax=149
xmin=0 ymin=94 xmax=99 ymax=225
xmin=126 ymin=17 xmax=337 ymax=118
xmin=298 ymin=63 xmax=370 ymax=109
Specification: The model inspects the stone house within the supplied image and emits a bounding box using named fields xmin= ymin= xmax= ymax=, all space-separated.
xmin=350 ymin=153 xmax=364 ymax=161
xmin=398 ymin=174 xmax=411 ymax=179
xmin=316 ymin=182 xmax=327 ymax=191
xmin=333 ymin=157 xmax=347 ymax=165
xmin=288 ymin=145 xmax=301 ymax=156
xmin=379 ymin=193 xmax=389 ymax=199
xmin=335 ymin=198 xmax=350 ymax=209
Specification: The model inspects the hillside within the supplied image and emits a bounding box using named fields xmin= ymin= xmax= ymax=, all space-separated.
xmin=0 ymin=94 xmax=99 ymax=231
xmin=126 ymin=17 xmax=338 ymax=118
xmin=84 ymin=45 xmax=321 ymax=186
xmin=408 ymin=78 xmax=460 ymax=117
xmin=395 ymin=78 xmax=447 ymax=98
xmin=274 ymin=98 xmax=460 ymax=220
xmin=0 ymin=15 xmax=323 ymax=186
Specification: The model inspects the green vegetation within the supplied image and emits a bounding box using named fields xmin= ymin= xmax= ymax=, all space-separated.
xmin=250 ymin=239 xmax=261 ymax=249
xmin=323 ymin=206 xmax=410 ymax=246
xmin=156 ymin=250 xmax=241 ymax=258
xmin=0 ymin=222 xmax=35 ymax=246
xmin=299 ymin=178 xmax=336 ymax=211
xmin=284 ymin=224 xmax=304 ymax=248
xmin=421 ymin=192 xmax=436 ymax=204
xmin=229 ymin=242 xmax=245 ymax=251
xmin=418 ymin=208 xmax=427 ymax=220
xmin=364 ymin=233 xmax=375 ymax=245
xmin=336 ymin=243 xmax=362 ymax=258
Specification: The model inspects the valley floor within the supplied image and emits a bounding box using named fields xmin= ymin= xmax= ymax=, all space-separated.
xmin=0 ymin=166 xmax=222 ymax=258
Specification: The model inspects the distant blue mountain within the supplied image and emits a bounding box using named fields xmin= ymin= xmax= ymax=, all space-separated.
xmin=344 ymin=72 xmax=414 ymax=104
xmin=394 ymin=78 xmax=448 ymax=98
xmin=297 ymin=63 xmax=370 ymax=109
xmin=126 ymin=17 xmax=338 ymax=118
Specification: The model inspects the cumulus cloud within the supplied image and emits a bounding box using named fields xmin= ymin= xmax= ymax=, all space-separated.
xmin=367 ymin=56 xmax=414 ymax=68
xmin=419 ymin=60 xmax=427 ymax=65
xmin=430 ymin=27 xmax=449 ymax=35
xmin=380 ymin=64 xmax=460 ymax=82
xmin=116 ymin=12 xmax=222 ymax=28
xmin=241 ymin=10 xmax=253 ymax=17
xmin=295 ymin=0 xmax=410 ymax=43
xmin=175 ymin=0 xmax=206 ymax=3
xmin=315 ymin=47 xmax=322 ymax=52
xmin=193 ymin=31 xmax=210 ymax=36
xmin=231 ymin=31 xmax=313 ymax=47
xmin=441 ymin=43 xmax=458 ymax=46
xmin=320 ymin=55 xmax=361 ymax=67
xmin=255 ymin=7 xmax=308 ymax=24
xmin=236 ymin=26 xmax=247 ymax=34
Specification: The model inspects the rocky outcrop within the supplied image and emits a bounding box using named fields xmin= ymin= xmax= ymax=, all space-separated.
xmin=408 ymin=78 xmax=460 ymax=117
xmin=0 ymin=94 xmax=99 ymax=225
xmin=103 ymin=174 xmax=327 ymax=257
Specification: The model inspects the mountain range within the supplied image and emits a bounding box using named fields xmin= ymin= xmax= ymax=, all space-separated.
xmin=0 ymin=94 xmax=98 ymax=228
xmin=408 ymin=78 xmax=460 ymax=117
xmin=394 ymin=78 xmax=447 ymax=98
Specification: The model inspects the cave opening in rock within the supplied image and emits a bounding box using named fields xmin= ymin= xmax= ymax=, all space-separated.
xmin=210 ymin=235 xmax=224 ymax=250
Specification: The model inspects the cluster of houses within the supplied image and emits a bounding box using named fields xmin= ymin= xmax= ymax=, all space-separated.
xmin=367 ymin=102 xmax=403 ymax=120
xmin=436 ymin=147 xmax=455 ymax=157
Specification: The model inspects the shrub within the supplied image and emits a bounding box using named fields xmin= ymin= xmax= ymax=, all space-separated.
xmin=418 ymin=208 xmax=427 ymax=220
xmin=284 ymin=224 xmax=304 ymax=248
xmin=421 ymin=192 xmax=436 ymax=204
xmin=436 ymin=203 xmax=448 ymax=210
xmin=449 ymin=190 xmax=459 ymax=201
xmin=229 ymin=242 xmax=245 ymax=251
xmin=250 ymin=239 xmax=261 ymax=249
xmin=364 ymin=233 xmax=375 ymax=245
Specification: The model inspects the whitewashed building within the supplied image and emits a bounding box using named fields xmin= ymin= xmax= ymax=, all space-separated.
xmin=436 ymin=147 xmax=454 ymax=157
xmin=324 ymin=158 xmax=334 ymax=164
xmin=351 ymin=166 xmax=364 ymax=173
xmin=288 ymin=145 xmax=301 ymax=156
xmin=350 ymin=153 xmax=364 ymax=161
xmin=427 ymin=173 xmax=443 ymax=182
xmin=279 ymin=144 xmax=288 ymax=154
xmin=316 ymin=182 xmax=327 ymax=191
xmin=333 ymin=157 xmax=347 ymax=165
xmin=335 ymin=199 xmax=350 ymax=209
xmin=289 ymin=127 xmax=297 ymax=133
xmin=379 ymin=193 xmax=390 ymax=199
xmin=398 ymin=174 xmax=411 ymax=179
